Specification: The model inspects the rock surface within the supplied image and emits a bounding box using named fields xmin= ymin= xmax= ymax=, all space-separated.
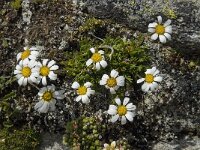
xmin=83 ymin=0 xmax=200 ymax=55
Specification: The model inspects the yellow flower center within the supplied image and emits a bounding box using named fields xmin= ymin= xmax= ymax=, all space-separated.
xmin=117 ymin=105 xmax=127 ymax=116
xmin=40 ymin=66 xmax=50 ymax=76
xmin=21 ymin=50 xmax=31 ymax=60
xmin=77 ymin=86 xmax=87 ymax=95
xmin=91 ymin=53 xmax=102 ymax=62
xmin=22 ymin=67 xmax=31 ymax=77
xmin=145 ymin=74 xmax=154 ymax=83
xmin=155 ymin=24 xmax=165 ymax=35
xmin=42 ymin=91 xmax=53 ymax=102
xmin=107 ymin=77 xmax=117 ymax=87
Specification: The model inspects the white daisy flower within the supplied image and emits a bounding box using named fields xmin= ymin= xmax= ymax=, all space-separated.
xmin=107 ymin=97 xmax=136 ymax=125
xmin=14 ymin=59 xmax=39 ymax=86
xmin=34 ymin=84 xmax=65 ymax=113
xmin=17 ymin=46 xmax=39 ymax=61
xmin=71 ymin=81 xmax=95 ymax=104
xmin=86 ymin=47 xmax=107 ymax=70
xmin=148 ymin=16 xmax=172 ymax=43
xmin=99 ymin=69 xmax=125 ymax=94
xmin=36 ymin=59 xmax=59 ymax=85
xmin=103 ymin=141 xmax=119 ymax=150
xmin=137 ymin=67 xmax=163 ymax=92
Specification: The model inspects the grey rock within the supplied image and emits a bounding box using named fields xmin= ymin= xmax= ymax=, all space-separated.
xmin=83 ymin=0 xmax=200 ymax=55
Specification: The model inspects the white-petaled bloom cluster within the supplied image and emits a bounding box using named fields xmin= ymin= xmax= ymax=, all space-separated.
xmin=100 ymin=69 xmax=125 ymax=94
xmin=14 ymin=59 xmax=39 ymax=86
xmin=137 ymin=67 xmax=163 ymax=92
xmin=71 ymin=81 xmax=95 ymax=104
xmin=107 ymin=97 xmax=136 ymax=125
xmin=34 ymin=84 xmax=65 ymax=113
xmin=148 ymin=16 xmax=172 ymax=43
xmin=103 ymin=141 xmax=119 ymax=150
xmin=86 ymin=47 xmax=107 ymax=70
xmin=17 ymin=46 xmax=39 ymax=61
xmin=36 ymin=59 xmax=59 ymax=85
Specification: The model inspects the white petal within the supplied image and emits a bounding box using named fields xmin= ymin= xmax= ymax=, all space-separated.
xmin=107 ymin=109 xmax=117 ymax=115
xmin=148 ymin=22 xmax=157 ymax=28
xmin=116 ymin=76 xmax=125 ymax=86
xmin=42 ymin=77 xmax=47 ymax=85
xmin=121 ymin=116 xmax=127 ymax=125
xmin=100 ymin=60 xmax=107 ymax=68
xmin=109 ymin=105 xmax=117 ymax=110
xmin=141 ymin=83 xmax=150 ymax=92
xmin=16 ymin=74 xmax=22 ymax=79
xmin=82 ymin=95 xmax=90 ymax=104
xmin=31 ymin=50 xmax=39 ymax=55
xmin=100 ymin=79 xmax=106 ymax=85
xmin=49 ymin=103 xmax=56 ymax=111
xmin=50 ymin=65 xmax=59 ymax=70
xmin=111 ymin=114 xmax=119 ymax=123
xmin=87 ymin=89 xmax=95 ymax=95
xmin=95 ymin=62 xmax=101 ymax=70
xmin=150 ymin=67 xmax=157 ymax=74
xmin=150 ymin=82 xmax=158 ymax=91
xmin=29 ymin=55 xmax=36 ymax=60
xmin=154 ymin=76 xmax=163 ymax=82
xmin=137 ymin=78 xmax=145 ymax=83
xmin=90 ymin=48 xmax=95 ymax=53
xmin=72 ymin=82 xmax=80 ymax=89
xmin=153 ymin=70 xmax=160 ymax=76
xmin=84 ymin=82 xmax=92 ymax=88
xmin=110 ymin=69 xmax=119 ymax=78
xmin=38 ymin=102 xmax=49 ymax=113
xmin=115 ymin=98 xmax=121 ymax=105
xmin=164 ymin=19 xmax=171 ymax=27
xmin=49 ymin=71 xmax=57 ymax=80
xmin=151 ymin=33 xmax=158 ymax=40
xmin=126 ymin=103 xmax=136 ymax=110
xmin=148 ymin=28 xmax=155 ymax=33
xmin=164 ymin=33 xmax=171 ymax=40
xmin=23 ymin=59 xmax=29 ymax=66
xmin=42 ymin=59 xmax=49 ymax=66
xmin=86 ymin=59 xmax=93 ymax=66
xmin=48 ymin=60 xmax=56 ymax=68
xmin=30 ymin=75 xmax=37 ymax=83
xmin=123 ymin=97 xmax=130 ymax=105
xmin=55 ymin=90 xmax=65 ymax=99
xmin=159 ymin=35 xmax=167 ymax=43
xmin=16 ymin=64 xmax=22 ymax=70
xmin=24 ymin=46 xmax=28 ymax=50
xmin=18 ymin=77 xmax=24 ymax=86
xmin=14 ymin=70 xmax=21 ymax=74
xmin=157 ymin=16 xmax=162 ymax=24
xmin=165 ymin=26 xmax=172 ymax=34
xmin=17 ymin=53 xmax=21 ymax=61
xmin=34 ymin=101 xmax=44 ymax=110
xmin=75 ymin=95 xmax=82 ymax=102
xmin=30 ymin=47 xmax=38 ymax=51
xmin=125 ymin=112 xmax=134 ymax=122
xmin=22 ymin=78 xmax=28 ymax=86
xmin=110 ymin=88 xmax=116 ymax=94
xmin=98 ymin=50 xmax=104 ymax=54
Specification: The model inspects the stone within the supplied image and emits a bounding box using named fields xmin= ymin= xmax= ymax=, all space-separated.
xmin=83 ymin=0 xmax=200 ymax=55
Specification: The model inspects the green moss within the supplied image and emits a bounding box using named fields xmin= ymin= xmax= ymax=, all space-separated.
xmin=62 ymin=35 xmax=149 ymax=85
xmin=0 ymin=128 xmax=40 ymax=150
xmin=78 ymin=18 xmax=107 ymax=34
xmin=10 ymin=0 xmax=22 ymax=10
xmin=63 ymin=116 xmax=104 ymax=150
